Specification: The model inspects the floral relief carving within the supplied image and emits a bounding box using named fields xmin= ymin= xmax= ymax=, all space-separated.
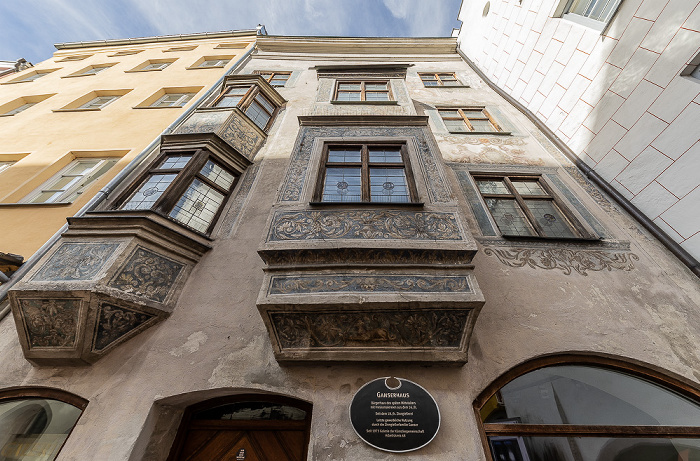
xmin=483 ymin=247 xmax=639 ymax=275
xmin=271 ymin=310 xmax=468 ymax=349
xmin=93 ymin=303 xmax=155 ymax=351
xmin=18 ymin=298 xmax=80 ymax=348
xmin=218 ymin=113 xmax=264 ymax=161
xmin=269 ymin=275 xmax=471 ymax=295
xmin=33 ymin=243 xmax=119 ymax=281
xmin=268 ymin=210 xmax=463 ymax=241
xmin=109 ymin=247 xmax=184 ymax=303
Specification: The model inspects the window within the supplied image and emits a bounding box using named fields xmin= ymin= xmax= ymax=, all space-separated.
xmin=419 ymin=72 xmax=461 ymax=87
xmin=108 ymin=49 xmax=142 ymax=57
xmin=256 ymin=71 xmax=291 ymax=87
xmin=16 ymin=71 xmax=50 ymax=82
xmin=79 ymin=95 xmax=119 ymax=110
xmin=72 ymin=64 xmax=113 ymax=76
xmin=58 ymin=55 xmax=91 ymax=62
xmin=476 ymin=356 xmax=700 ymax=461
xmin=150 ymin=93 xmax=195 ymax=108
xmin=0 ymin=161 xmax=15 ymax=173
xmin=120 ymin=151 xmax=238 ymax=234
xmin=164 ymin=45 xmax=197 ymax=52
xmin=141 ymin=61 xmax=171 ymax=71
xmin=211 ymin=85 xmax=279 ymax=131
xmin=314 ymin=143 xmax=417 ymax=203
xmin=439 ymin=107 xmax=504 ymax=133
xmin=334 ymin=80 xmax=392 ymax=102
xmin=24 ymin=158 xmax=118 ymax=204
xmin=198 ymin=58 xmax=230 ymax=68
xmin=2 ymin=102 xmax=37 ymax=116
xmin=560 ymin=0 xmax=622 ymax=29
xmin=473 ymin=173 xmax=594 ymax=239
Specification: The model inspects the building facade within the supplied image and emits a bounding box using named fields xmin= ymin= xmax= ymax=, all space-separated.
xmin=0 ymin=32 xmax=699 ymax=461
xmin=456 ymin=0 xmax=700 ymax=266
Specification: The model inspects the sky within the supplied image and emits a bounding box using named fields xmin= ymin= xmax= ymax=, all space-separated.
xmin=0 ymin=0 xmax=463 ymax=64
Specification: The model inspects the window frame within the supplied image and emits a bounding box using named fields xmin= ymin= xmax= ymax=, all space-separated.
xmin=116 ymin=148 xmax=239 ymax=235
xmin=150 ymin=92 xmax=195 ymax=108
xmin=22 ymin=157 xmax=119 ymax=204
xmin=312 ymin=141 xmax=419 ymax=204
xmin=210 ymin=84 xmax=280 ymax=132
xmin=474 ymin=354 xmax=700 ymax=461
xmin=419 ymin=72 xmax=463 ymax=87
xmin=79 ymin=95 xmax=120 ymax=110
xmin=333 ymin=79 xmax=394 ymax=102
xmin=472 ymin=173 xmax=597 ymax=240
xmin=0 ymin=161 xmax=15 ymax=173
xmin=439 ymin=107 xmax=506 ymax=134
xmin=2 ymin=102 xmax=37 ymax=116
xmin=198 ymin=58 xmax=230 ymax=68
xmin=557 ymin=0 xmax=623 ymax=31
xmin=254 ymin=70 xmax=292 ymax=87
xmin=69 ymin=64 xmax=114 ymax=77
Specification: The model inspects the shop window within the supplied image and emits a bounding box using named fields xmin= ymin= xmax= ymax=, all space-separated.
xmin=419 ymin=72 xmax=462 ymax=87
xmin=255 ymin=70 xmax=291 ymax=87
xmin=472 ymin=173 xmax=596 ymax=239
xmin=476 ymin=356 xmax=700 ymax=461
xmin=23 ymin=157 xmax=118 ymax=204
xmin=168 ymin=394 xmax=312 ymax=460
xmin=439 ymin=107 xmax=506 ymax=133
xmin=211 ymin=84 xmax=279 ymax=131
xmin=0 ymin=388 xmax=87 ymax=461
xmin=119 ymin=150 xmax=238 ymax=234
xmin=333 ymin=80 xmax=392 ymax=102
xmin=313 ymin=143 xmax=417 ymax=204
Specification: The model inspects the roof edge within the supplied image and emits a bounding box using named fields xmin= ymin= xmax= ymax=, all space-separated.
xmin=55 ymin=29 xmax=259 ymax=50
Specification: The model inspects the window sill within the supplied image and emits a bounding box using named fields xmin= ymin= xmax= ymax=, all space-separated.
xmin=447 ymin=130 xmax=512 ymax=135
xmin=186 ymin=65 xmax=226 ymax=70
xmin=132 ymin=105 xmax=185 ymax=109
xmin=53 ymin=108 xmax=102 ymax=112
xmin=309 ymin=201 xmax=424 ymax=207
xmin=62 ymin=74 xmax=100 ymax=79
xmin=561 ymin=13 xmax=607 ymax=32
xmin=1 ymin=80 xmax=33 ymax=85
xmin=0 ymin=202 xmax=73 ymax=207
xmin=124 ymin=69 xmax=166 ymax=73
xmin=0 ymin=114 xmax=18 ymax=117
xmin=422 ymin=85 xmax=470 ymax=89
xmin=500 ymin=234 xmax=600 ymax=242
xmin=331 ymin=100 xmax=398 ymax=105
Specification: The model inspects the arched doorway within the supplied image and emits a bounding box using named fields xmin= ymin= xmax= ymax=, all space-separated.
xmin=474 ymin=354 xmax=700 ymax=461
xmin=167 ymin=394 xmax=312 ymax=461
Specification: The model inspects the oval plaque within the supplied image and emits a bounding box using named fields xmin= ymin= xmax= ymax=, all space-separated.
xmin=349 ymin=377 xmax=440 ymax=452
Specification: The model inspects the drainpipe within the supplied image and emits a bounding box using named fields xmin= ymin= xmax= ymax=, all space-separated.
xmin=0 ymin=44 xmax=256 ymax=318
xmin=456 ymin=47 xmax=700 ymax=278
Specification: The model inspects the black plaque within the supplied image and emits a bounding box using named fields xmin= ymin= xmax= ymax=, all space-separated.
xmin=349 ymin=377 xmax=440 ymax=452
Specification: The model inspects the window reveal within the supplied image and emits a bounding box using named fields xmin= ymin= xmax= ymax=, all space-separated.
xmin=315 ymin=144 xmax=416 ymax=203
xmin=334 ymin=81 xmax=392 ymax=101
xmin=473 ymin=174 xmax=594 ymax=239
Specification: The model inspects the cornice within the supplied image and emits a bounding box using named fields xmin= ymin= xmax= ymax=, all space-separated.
xmin=55 ymin=29 xmax=258 ymax=50
xmin=256 ymin=36 xmax=458 ymax=55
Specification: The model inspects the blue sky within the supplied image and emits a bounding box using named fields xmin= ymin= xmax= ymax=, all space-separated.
xmin=0 ymin=0 xmax=463 ymax=64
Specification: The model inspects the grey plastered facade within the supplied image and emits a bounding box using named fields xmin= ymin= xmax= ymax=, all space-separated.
xmin=0 ymin=35 xmax=699 ymax=461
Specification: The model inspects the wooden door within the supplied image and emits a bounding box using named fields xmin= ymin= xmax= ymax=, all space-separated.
xmin=169 ymin=395 xmax=312 ymax=461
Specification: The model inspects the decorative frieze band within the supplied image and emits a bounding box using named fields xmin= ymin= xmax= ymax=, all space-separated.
xmin=268 ymin=274 xmax=472 ymax=295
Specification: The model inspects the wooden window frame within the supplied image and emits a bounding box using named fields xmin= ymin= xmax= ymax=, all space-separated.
xmin=419 ymin=72 xmax=462 ymax=86
xmin=473 ymin=354 xmax=700 ymax=461
xmin=312 ymin=142 xmax=418 ymax=204
xmin=333 ymin=79 xmax=393 ymax=102
xmin=439 ymin=107 xmax=504 ymax=133
xmin=254 ymin=70 xmax=292 ymax=87
xmin=472 ymin=173 xmax=596 ymax=240
xmin=210 ymin=84 xmax=280 ymax=132
xmin=115 ymin=148 xmax=238 ymax=235
xmin=167 ymin=393 xmax=312 ymax=461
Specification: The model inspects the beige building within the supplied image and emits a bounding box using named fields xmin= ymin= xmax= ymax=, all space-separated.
xmin=0 ymin=31 xmax=699 ymax=461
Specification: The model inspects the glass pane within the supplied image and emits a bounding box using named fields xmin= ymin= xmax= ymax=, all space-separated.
xmin=215 ymin=95 xmax=243 ymax=107
xmin=169 ymin=179 xmax=225 ymax=233
xmin=194 ymin=402 xmax=306 ymax=421
xmin=245 ymin=101 xmax=272 ymax=129
xmin=5 ymin=103 xmax=37 ymax=115
xmin=327 ymin=147 xmax=361 ymax=163
xmin=0 ymin=398 xmax=82 ymax=461
xmin=477 ymin=179 xmax=509 ymax=195
xmin=462 ymin=110 xmax=487 ymax=118
xmin=63 ymin=159 xmax=117 ymax=202
xmin=337 ymin=83 xmax=361 ymax=91
xmin=438 ymin=73 xmax=457 ymax=80
xmin=421 ymin=75 xmax=437 ymax=81
xmin=199 ymin=160 xmax=235 ymax=190
xmin=63 ymin=160 xmax=100 ymax=176
xmin=423 ymin=80 xmax=439 ymax=87
xmin=336 ymin=91 xmax=361 ymax=101
xmin=485 ymin=198 xmax=537 ymax=237
xmin=254 ymin=94 xmax=275 ymax=113
xmin=524 ymin=199 xmax=578 ymax=238
xmin=443 ymin=80 xmax=460 ymax=86
xmin=469 ymin=119 xmax=496 ymax=132
xmin=322 ymin=167 xmax=361 ymax=202
xmin=20 ymin=73 xmax=45 ymax=82
xmin=225 ymin=86 xmax=250 ymax=96
xmin=270 ymin=78 xmax=287 ymax=87
xmin=369 ymin=168 xmax=410 ymax=203
xmin=369 ymin=147 xmax=403 ymax=163
xmin=365 ymin=91 xmax=389 ymax=101
xmin=29 ymin=191 xmax=61 ymax=204
xmin=488 ymin=437 xmax=700 ymax=461
xmin=444 ymin=119 xmax=469 ymax=132
xmin=122 ymin=174 xmax=177 ymax=210
xmin=439 ymin=110 xmax=461 ymax=118
xmin=158 ymin=155 xmax=192 ymax=170
xmin=511 ymin=180 xmax=548 ymax=196
xmin=483 ymin=365 xmax=700 ymax=426
xmin=365 ymin=82 xmax=387 ymax=91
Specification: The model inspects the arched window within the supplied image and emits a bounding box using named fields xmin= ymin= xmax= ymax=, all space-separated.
xmin=0 ymin=387 xmax=87 ymax=461
xmin=168 ymin=394 xmax=312 ymax=461
xmin=475 ymin=355 xmax=700 ymax=461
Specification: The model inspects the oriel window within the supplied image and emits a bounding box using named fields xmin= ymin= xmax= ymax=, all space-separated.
xmin=315 ymin=143 xmax=416 ymax=203
xmin=211 ymin=85 xmax=278 ymax=131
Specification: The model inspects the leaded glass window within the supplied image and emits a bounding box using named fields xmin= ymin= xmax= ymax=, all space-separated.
xmin=316 ymin=144 xmax=416 ymax=203
xmin=473 ymin=174 xmax=594 ymax=239
xmin=211 ymin=84 xmax=279 ymax=131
